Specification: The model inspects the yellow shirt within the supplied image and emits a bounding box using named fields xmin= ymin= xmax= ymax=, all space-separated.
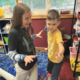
xmin=48 ymin=29 xmax=64 ymax=63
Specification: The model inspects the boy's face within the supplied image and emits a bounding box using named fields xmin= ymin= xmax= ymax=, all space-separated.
xmin=46 ymin=19 xmax=60 ymax=33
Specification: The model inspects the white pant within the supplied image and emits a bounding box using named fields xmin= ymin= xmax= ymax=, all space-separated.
xmin=0 ymin=63 xmax=38 ymax=80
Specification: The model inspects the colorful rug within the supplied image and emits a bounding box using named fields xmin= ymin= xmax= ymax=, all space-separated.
xmin=0 ymin=53 xmax=77 ymax=80
xmin=0 ymin=52 xmax=48 ymax=80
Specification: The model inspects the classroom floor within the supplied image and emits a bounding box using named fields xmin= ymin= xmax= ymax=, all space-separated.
xmin=0 ymin=52 xmax=79 ymax=80
xmin=0 ymin=51 xmax=48 ymax=80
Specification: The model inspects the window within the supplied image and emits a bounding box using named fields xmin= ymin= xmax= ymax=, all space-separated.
xmin=22 ymin=0 xmax=46 ymax=10
xmin=18 ymin=0 xmax=75 ymax=16
xmin=19 ymin=0 xmax=75 ymax=10
xmin=0 ymin=0 xmax=16 ymax=10
xmin=18 ymin=0 xmax=47 ymax=15
xmin=51 ymin=0 xmax=75 ymax=10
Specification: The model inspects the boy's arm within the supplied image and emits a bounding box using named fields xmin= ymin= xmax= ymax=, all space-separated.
xmin=56 ymin=42 xmax=65 ymax=62
xmin=56 ymin=30 xmax=64 ymax=56
xmin=58 ymin=42 xmax=65 ymax=56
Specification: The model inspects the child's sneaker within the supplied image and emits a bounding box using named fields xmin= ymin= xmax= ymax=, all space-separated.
xmin=46 ymin=73 xmax=51 ymax=77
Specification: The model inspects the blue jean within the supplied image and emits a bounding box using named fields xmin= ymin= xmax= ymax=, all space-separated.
xmin=47 ymin=59 xmax=64 ymax=80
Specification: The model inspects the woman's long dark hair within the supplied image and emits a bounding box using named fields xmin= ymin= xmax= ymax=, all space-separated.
xmin=11 ymin=3 xmax=34 ymax=34
xmin=27 ymin=23 xmax=34 ymax=35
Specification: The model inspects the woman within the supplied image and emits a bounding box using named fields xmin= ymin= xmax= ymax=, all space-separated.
xmin=0 ymin=3 xmax=43 ymax=80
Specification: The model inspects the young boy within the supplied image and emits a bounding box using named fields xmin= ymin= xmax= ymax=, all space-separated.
xmin=46 ymin=9 xmax=65 ymax=80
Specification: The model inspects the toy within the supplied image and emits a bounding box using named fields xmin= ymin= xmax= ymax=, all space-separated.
xmin=46 ymin=73 xmax=51 ymax=80
xmin=0 ymin=8 xmax=4 ymax=18
xmin=3 ymin=23 xmax=11 ymax=33
xmin=60 ymin=10 xmax=70 ymax=14
xmin=70 ymin=47 xmax=80 ymax=72
xmin=75 ymin=11 xmax=80 ymax=19
xmin=74 ymin=11 xmax=80 ymax=32
xmin=73 ymin=37 xmax=79 ymax=47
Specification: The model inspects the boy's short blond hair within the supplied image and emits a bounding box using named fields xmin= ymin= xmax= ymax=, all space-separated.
xmin=47 ymin=9 xmax=60 ymax=21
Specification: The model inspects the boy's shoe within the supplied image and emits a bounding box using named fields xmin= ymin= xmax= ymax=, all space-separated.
xmin=46 ymin=73 xmax=51 ymax=77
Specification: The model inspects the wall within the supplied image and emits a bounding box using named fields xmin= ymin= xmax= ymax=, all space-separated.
xmin=32 ymin=18 xmax=76 ymax=47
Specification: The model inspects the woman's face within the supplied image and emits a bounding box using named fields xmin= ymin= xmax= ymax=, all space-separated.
xmin=22 ymin=11 xmax=31 ymax=28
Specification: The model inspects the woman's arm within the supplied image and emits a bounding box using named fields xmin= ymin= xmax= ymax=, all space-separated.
xmin=31 ymin=34 xmax=37 ymax=39
xmin=7 ymin=50 xmax=26 ymax=61
xmin=7 ymin=50 xmax=37 ymax=66
xmin=31 ymin=30 xmax=43 ymax=39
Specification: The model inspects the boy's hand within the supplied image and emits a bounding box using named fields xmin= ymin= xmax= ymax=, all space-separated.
xmin=56 ymin=53 xmax=62 ymax=62
xmin=45 ymin=48 xmax=48 ymax=53
xmin=36 ymin=30 xmax=43 ymax=38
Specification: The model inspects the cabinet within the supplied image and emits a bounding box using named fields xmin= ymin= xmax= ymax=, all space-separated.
xmin=0 ymin=18 xmax=11 ymax=54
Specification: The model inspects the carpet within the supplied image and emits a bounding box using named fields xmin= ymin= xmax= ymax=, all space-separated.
xmin=59 ymin=58 xmax=76 ymax=80
xmin=0 ymin=53 xmax=77 ymax=80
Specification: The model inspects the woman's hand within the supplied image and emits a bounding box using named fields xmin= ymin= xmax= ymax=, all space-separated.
xmin=24 ymin=55 xmax=37 ymax=66
xmin=36 ymin=30 xmax=43 ymax=38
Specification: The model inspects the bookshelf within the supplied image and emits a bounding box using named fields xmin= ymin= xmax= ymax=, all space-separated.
xmin=0 ymin=18 xmax=11 ymax=54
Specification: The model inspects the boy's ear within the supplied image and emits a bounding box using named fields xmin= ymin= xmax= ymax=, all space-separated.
xmin=58 ymin=21 xmax=61 ymax=26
